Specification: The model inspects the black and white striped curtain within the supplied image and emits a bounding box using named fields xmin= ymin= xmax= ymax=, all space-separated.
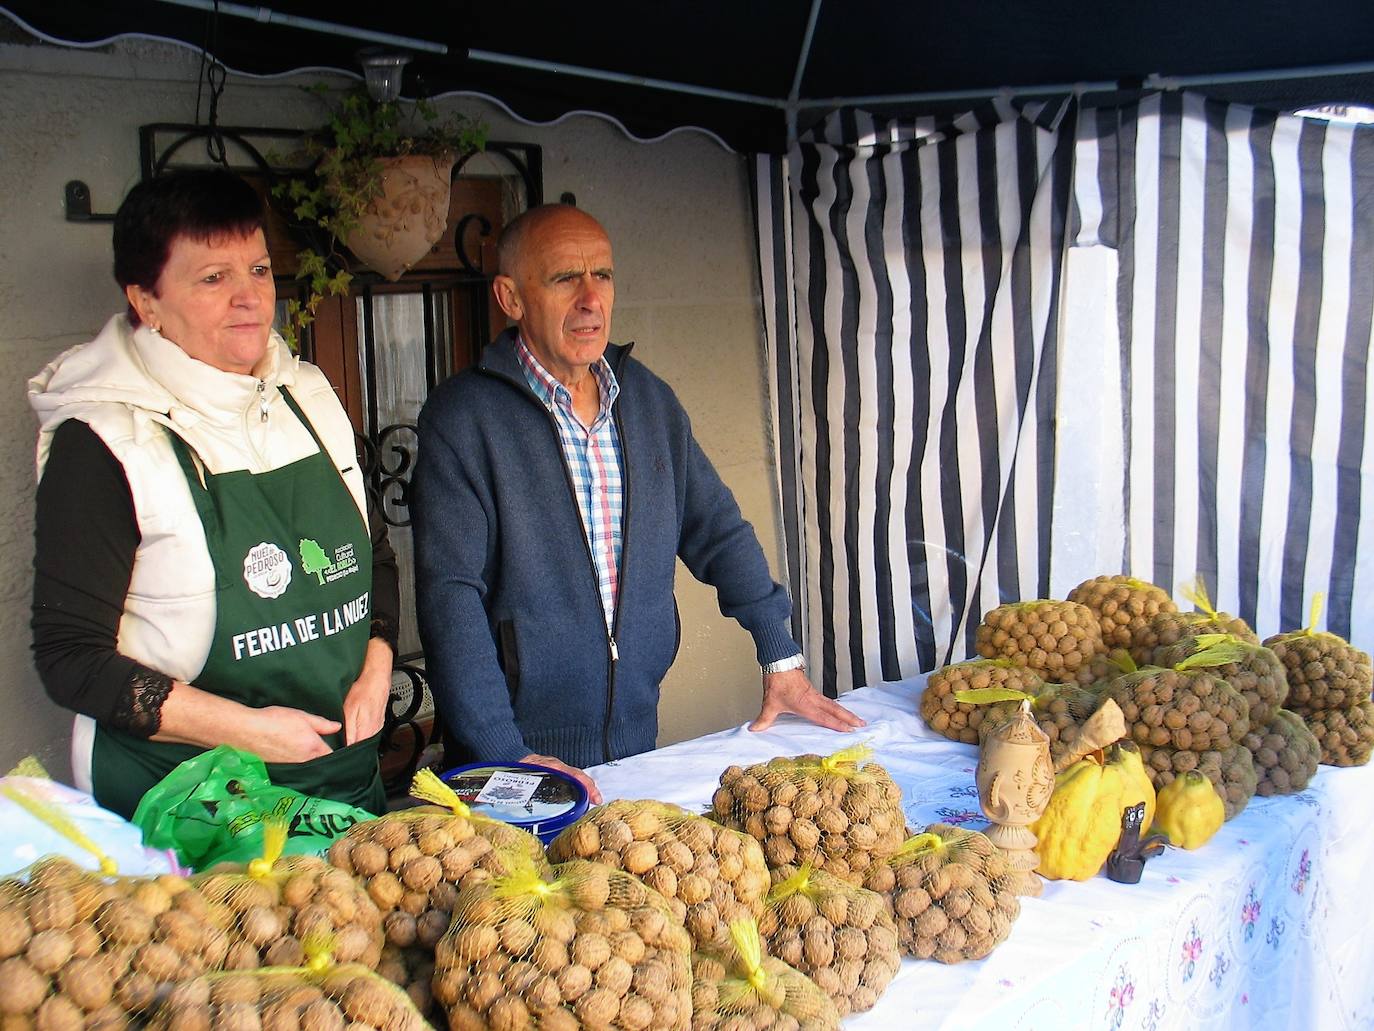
xmin=754 ymin=94 xmax=1374 ymax=696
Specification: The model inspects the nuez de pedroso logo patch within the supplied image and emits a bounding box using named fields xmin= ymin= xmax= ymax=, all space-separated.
xmin=243 ymin=541 xmax=292 ymax=599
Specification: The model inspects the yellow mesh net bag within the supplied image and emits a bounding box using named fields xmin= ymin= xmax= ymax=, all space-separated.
xmin=190 ymin=821 xmax=383 ymax=972
xmin=759 ymin=864 xmax=899 ymax=1016
xmin=547 ymin=799 xmax=769 ymax=949
xmin=1153 ymin=633 xmax=1289 ymax=727
xmin=691 ymin=918 xmax=840 ymax=1031
xmin=862 ymin=826 xmax=1020 ymax=963
xmin=0 ymin=856 xmax=231 ymax=1027
xmin=974 ymin=599 xmax=1107 ymax=680
xmin=1131 ymin=576 xmax=1258 ymax=662
xmin=711 ymin=745 xmax=905 ymax=885
xmin=326 ymin=770 xmax=548 ymax=1013
xmin=1303 ymin=699 xmax=1374 ymax=767
xmin=1242 ymin=709 xmax=1322 ymax=795
xmin=1099 ymin=640 xmax=1253 ymax=754
xmin=960 ymin=680 xmax=1105 ymax=768
xmin=433 ymin=855 xmax=693 ymax=1030
xmin=1138 ymin=742 xmax=1258 ymax=821
xmin=918 ymin=659 xmax=1046 ymax=744
xmin=1263 ymin=596 xmax=1372 ymax=715
xmin=1066 ymin=574 xmax=1178 ymax=652
xmin=145 ymin=944 xmax=427 ymax=1031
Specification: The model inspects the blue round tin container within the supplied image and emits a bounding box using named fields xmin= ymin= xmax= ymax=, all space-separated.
xmin=439 ymin=760 xmax=590 ymax=844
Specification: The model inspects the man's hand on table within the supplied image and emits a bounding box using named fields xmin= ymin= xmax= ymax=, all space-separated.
xmin=749 ymin=668 xmax=866 ymax=734
xmin=522 ymin=752 xmax=604 ymax=804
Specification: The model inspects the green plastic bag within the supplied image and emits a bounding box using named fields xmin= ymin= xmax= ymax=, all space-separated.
xmin=132 ymin=745 xmax=375 ymax=871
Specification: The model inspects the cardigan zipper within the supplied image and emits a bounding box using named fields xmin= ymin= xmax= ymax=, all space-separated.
xmin=605 ymin=405 xmax=629 ymax=764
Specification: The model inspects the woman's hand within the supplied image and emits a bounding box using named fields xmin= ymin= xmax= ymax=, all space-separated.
xmin=244 ymin=707 xmax=340 ymax=762
xmin=153 ymin=682 xmax=339 ymax=762
xmin=343 ymin=639 xmax=396 ymax=744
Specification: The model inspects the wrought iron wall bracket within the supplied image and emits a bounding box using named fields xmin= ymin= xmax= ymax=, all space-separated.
xmin=64 ymin=181 xmax=118 ymax=223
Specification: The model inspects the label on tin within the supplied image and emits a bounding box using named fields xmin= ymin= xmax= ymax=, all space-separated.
xmin=475 ymin=771 xmax=542 ymax=807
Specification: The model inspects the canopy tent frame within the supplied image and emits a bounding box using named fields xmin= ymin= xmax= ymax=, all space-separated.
xmin=8 ymin=0 xmax=1367 ymax=149
xmin=115 ymin=0 xmax=1374 ymax=147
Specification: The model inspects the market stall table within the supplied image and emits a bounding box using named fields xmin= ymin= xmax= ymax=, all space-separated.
xmin=589 ymin=676 xmax=1374 ymax=1031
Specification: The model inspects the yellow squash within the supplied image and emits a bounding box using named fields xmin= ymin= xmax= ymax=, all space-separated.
xmin=1031 ymin=754 xmax=1128 ymax=880
xmin=1111 ymin=740 xmax=1157 ymax=833
xmin=1153 ymin=771 xmax=1225 ymax=849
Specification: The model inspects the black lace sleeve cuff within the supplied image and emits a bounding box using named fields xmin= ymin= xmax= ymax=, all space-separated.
xmin=108 ymin=667 xmax=174 ymax=738
xmin=370 ymin=615 xmax=400 ymax=653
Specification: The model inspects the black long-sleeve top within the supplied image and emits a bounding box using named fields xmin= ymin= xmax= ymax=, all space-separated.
xmin=32 ymin=419 xmax=401 ymax=737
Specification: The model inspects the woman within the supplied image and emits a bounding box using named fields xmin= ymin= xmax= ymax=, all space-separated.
xmin=29 ymin=169 xmax=398 ymax=818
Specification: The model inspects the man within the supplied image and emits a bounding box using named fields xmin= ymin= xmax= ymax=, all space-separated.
xmin=413 ymin=204 xmax=861 ymax=801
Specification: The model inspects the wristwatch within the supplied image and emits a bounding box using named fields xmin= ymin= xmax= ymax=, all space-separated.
xmin=761 ymin=653 xmax=807 ymax=675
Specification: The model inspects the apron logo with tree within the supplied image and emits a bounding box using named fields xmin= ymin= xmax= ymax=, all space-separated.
xmin=242 ymin=541 xmax=292 ymax=599
xmin=298 ymin=537 xmax=361 ymax=586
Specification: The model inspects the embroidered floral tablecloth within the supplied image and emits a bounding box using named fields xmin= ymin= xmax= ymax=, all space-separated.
xmin=591 ymin=676 xmax=1374 ymax=1030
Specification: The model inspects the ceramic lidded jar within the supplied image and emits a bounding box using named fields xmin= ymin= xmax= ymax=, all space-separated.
xmin=974 ymin=699 xmax=1054 ymax=895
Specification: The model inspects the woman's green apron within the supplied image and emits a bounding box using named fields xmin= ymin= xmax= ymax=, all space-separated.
xmin=91 ymin=390 xmax=386 ymax=818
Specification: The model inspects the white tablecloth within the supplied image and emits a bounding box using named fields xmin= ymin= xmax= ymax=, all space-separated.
xmin=589 ymin=677 xmax=1374 ymax=1031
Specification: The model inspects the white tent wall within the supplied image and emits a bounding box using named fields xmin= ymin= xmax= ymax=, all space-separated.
xmin=0 ymin=37 xmax=782 ymax=774
xmin=757 ymin=94 xmax=1374 ymax=694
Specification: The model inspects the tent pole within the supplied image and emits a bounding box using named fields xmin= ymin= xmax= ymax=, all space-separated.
xmin=784 ymin=0 xmax=824 ymax=150
xmin=788 ymin=0 xmax=824 ymax=103
xmin=467 ymin=50 xmax=785 ymax=109
xmin=1143 ymin=60 xmax=1374 ymax=90
xmin=797 ymin=59 xmax=1374 ymax=110
xmin=148 ymin=0 xmax=448 ymax=53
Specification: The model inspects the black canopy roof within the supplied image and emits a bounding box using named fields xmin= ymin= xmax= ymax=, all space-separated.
xmin=5 ymin=1 xmax=1374 ymax=151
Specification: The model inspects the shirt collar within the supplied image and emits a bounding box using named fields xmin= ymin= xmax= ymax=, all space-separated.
xmin=515 ymin=335 xmax=620 ymax=418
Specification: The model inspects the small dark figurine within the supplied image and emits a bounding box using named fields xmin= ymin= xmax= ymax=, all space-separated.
xmin=1106 ymin=802 xmax=1169 ymax=883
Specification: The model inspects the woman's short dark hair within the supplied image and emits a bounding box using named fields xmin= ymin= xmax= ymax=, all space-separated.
xmin=112 ymin=169 xmax=267 ymax=325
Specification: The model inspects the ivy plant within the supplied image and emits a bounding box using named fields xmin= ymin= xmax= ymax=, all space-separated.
xmin=273 ymin=86 xmax=486 ymax=348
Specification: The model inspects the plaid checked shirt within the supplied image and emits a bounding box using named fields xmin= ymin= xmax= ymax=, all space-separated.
xmin=516 ymin=336 xmax=624 ymax=632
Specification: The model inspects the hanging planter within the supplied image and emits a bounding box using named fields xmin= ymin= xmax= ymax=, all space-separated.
xmin=274 ymin=87 xmax=485 ymax=347
xmin=341 ymin=152 xmax=457 ymax=281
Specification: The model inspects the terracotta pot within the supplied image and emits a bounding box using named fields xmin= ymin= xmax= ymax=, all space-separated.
xmin=343 ymin=152 xmax=456 ymax=281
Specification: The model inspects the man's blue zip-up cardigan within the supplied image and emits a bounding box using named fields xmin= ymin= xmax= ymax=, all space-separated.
xmin=413 ymin=329 xmax=800 ymax=769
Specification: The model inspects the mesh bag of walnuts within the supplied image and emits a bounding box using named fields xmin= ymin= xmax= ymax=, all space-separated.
xmin=1153 ymin=634 xmax=1289 ymax=727
xmin=1099 ymin=642 xmax=1252 ymax=754
xmin=0 ymin=856 xmax=233 ymax=1028
xmin=374 ymin=943 xmax=436 ymax=1021
xmin=145 ymin=957 xmax=427 ymax=1031
xmin=691 ymin=917 xmax=840 ymax=1031
xmin=1129 ymin=578 xmax=1258 ymax=663
xmin=974 ymin=600 xmax=1107 ymax=680
xmin=433 ymin=855 xmax=693 ymax=1031
xmin=326 ymin=769 xmax=548 ymax=1010
xmin=1073 ymin=648 xmax=1140 ymax=690
xmin=759 ymin=864 xmax=898 ymax=1016
xmin=918 ymin=659 xmax=1045 ymax=744
xmin=711 ymin=746 xmax=905 ymax=885
xmin=1067 ymin=574 xmax=1178 ymax=653
xmin=1263 ymin=606 xmax=1372 ymax=714
xmin=189 ymin=823 xmax=383 ymax=973
xmin=1303 ymin=699 xmax=1374 ymax=767
xmin=547 ymin=799 xmax=770 ymax=949
xmin=1241 ymin=709 xmax=1322 ymax=795
xmin=969 ymin=681 xmax=1104 ymax=768
xmin=861 ymin=826 xmax=1020 ymax=964
xmin=1138 ymin=743 xmax=1258 ymax=821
